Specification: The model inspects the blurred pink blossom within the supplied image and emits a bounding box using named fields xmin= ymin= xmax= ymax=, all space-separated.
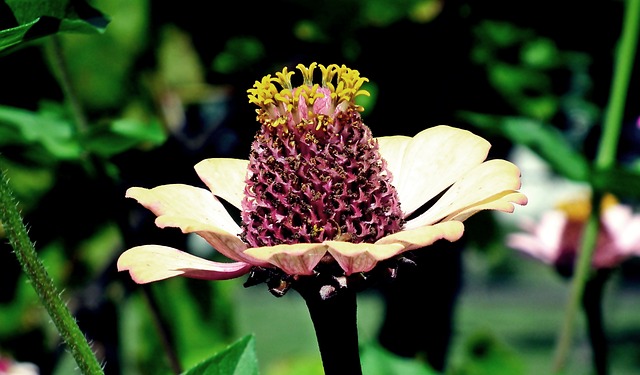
xmin=508 ymin=196 xmax=640 ymax=270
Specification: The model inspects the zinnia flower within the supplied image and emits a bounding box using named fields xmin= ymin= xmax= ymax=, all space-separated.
xmin=118 ymin=62 xmax=527 ymax=295
xmin=508 ymin=194 xmax=640 ymax=270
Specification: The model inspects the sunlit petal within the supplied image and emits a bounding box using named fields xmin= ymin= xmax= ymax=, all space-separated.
xmin=325 ymin=241 xmax=405 ymax=275
xmin=117 ymin=245 xmax=252 ymax=284
xmin=126 ymin=184 xmax=240 ymax=235
xmin=375 ymin=220 xmax=464 ymax=251
xmin=195 ymin=158 xmax=249 ymax=210
xmin=406 ymin=159 xmax=524 ymax=228
xmin=377 ymin=125 xmax=490 ymax=217
xmin=154 ymin=216 xmax=268 ymax=265
xmin=244 ymin=243 xmax=329 ymax=275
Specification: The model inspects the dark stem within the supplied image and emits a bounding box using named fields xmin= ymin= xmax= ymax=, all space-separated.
xmin=582 ymin=270 xmax=611 ymax=375
xmin=295 ymin=277 xmax=363 ymax=375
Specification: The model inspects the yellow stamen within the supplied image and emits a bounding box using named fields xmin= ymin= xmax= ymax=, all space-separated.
xmin=555 ymin=193 xmax=619 ymax=222
xmin=247 ymin=62 xmax=372 ymax=118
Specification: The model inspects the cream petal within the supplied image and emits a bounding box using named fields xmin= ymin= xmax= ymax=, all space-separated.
xmin=194 ymin=158 xmax=248 ymax=210
xmin=377 ymin=125 xmax=491 ymax=217
xmin=244 ymin=243 xmax=329 ymax=275
xmin=117 ymin=245 xmax=252 ymax=284
xmin=375 ymin=220 xmax=465 ymax=251
xmin=126 ymin=184 xmax=241 ymax=236
xmin=127 ymin=185 xmax=263 ymax=265
xmin=405 ymin=159 xmax=525 ymax=229
xmin=444 ymin=191 xmax=529 ymax=222
xmin=324 ymin=241 xmax=405 ymax=275
xmin=154 ymin=216 xmax=267 ymax=265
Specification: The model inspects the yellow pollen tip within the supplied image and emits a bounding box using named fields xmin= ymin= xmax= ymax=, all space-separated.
xmin=247 ymin=62 xmax=371 ymax=116
xmin=555 ymin=193 xmax=619 ymax=222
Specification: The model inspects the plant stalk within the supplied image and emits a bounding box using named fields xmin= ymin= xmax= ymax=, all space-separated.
xmin=0 ymin=170 xmax=105 ymax=374
xmin=296 ymin=278 xmax=363 ymax=375
xmin=552 ymin=0 xmax=640 ymax=372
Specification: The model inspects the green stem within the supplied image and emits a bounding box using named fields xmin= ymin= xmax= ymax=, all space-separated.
xmin=0 ymin=170 xmax=105 ymax=375
xmin=552 ymin=0 xmax=640 ymax=372
xmin=552 ymin=201 xmax=601 ymax=373
xmin=595 ymin=0 xmax=640 ymax=170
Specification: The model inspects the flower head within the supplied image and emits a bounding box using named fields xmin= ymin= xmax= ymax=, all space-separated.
xmin=508 ymin=194 xmax=640 ymax=271
xmin=118 ymin=63 xmax=527 ymax=295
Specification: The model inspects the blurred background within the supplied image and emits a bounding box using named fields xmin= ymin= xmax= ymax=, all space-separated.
xmin=1 ymin=0 xmax=639 ymax=374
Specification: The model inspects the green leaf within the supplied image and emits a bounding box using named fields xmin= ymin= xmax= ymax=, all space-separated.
xmin=182 ymin=335 xmax=259 ymax=375
xmin=450 ymin=330 xmax=527 ymax=375
xmin=361 ymin=342 xmax=439 ymax=375
xmin=590 ymin=167 xmax=640 ymax=199
xmin=460 ymin=111 xmax=591 ymax=181
xmin=0 ymin=0 xmax=109 ymax=54
xmin=84 ymin=117 xmax=166 ymax=157
xmin=0 ymin=105 xmax=82 ymax=159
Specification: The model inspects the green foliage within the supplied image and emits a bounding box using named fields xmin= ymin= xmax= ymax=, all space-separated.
xmin=450 ymin=330 xmax=527 ymax=375
xmin=360 ymin=342 xmax=440 ymax=375
xmin=0 ymin=0 xmax=109 ymax=54
xmin=182 ymin=335 xmax=259 ymax=375
xmin=459 ymin=112 xmax=591 ymax=181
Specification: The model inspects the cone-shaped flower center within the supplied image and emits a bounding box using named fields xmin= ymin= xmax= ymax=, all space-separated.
xmin=242 ymin=63 xmax=404 ymax=248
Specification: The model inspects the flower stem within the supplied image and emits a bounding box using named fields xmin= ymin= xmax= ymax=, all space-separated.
xmin=594 ymin=0 xmax=640 ymax=170
xmin=552 ymin=0 xmax=640 ymax=372
xmin=552 ymin=205 xmax=600 ymax=373
xmin=583 ymin=271 xmax=611 ymax=375
xmin=0 ymin=170 xmax=105 ymax=375
xmin=295 ymin=278 xmax=363 ymax=375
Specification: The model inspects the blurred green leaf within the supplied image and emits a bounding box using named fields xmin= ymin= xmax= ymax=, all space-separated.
xmin=84 ymin=117 xmax=166 ymax=157
xmin=211 ymin=36 xmax=265 ymax=75
xmin=460 ymin=111 xmax=591 ymax=181
xmin=0 ymin=105 xmax=81 ymax=159
xmin=590 ymin=167 xmax=640 ymax=199
xmin=360 ymin=342 xmax=439 ymax=375
xmin=182 ymin=335 xmax=259 ymax=375
xmin=450 ymin=330 xmax=527 ymax=375
xmin=0 ymin=0 xmax=109 ymax=53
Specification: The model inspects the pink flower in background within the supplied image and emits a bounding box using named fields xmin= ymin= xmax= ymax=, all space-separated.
xmin=0 ymin=356 xmax=39 ymax=375
xmin=118 ymin=63 xmax=527 ymax=291
xmin=508 ymin=195 xmax=640 ymax=270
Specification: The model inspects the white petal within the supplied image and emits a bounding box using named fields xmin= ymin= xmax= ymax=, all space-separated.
xmin=375 ymin=220 xmax=465 ymax=251
xmin=324 ymin=241 xmax=405 ymax=275
xmin=126 ymin=185 xmax=263 ymax=264
xmin=405 ymin=159 xmax=524 ymax=228
xmin=127 ymin=184 xmax=240 ymax=235
xmin=377 ymin=125 xmax=490 ymax=217
xmin=194 ymin=158 xmax=249 ymax=210
xmin=117 ymin=245 xmax=252 ymax=283
xmin=244 ymin=243 xmax=329 ymax=275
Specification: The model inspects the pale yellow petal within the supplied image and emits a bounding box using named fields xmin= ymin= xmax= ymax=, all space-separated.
xmin=406 ymin=159 xmax=525 ymax=229
xmin=117 ymin=245 xmax=252 ymax=284
xmin=126 ymin=184 xmax=240 ymax=235
xmin=244 ymin=243 xmax=329 ymax=275
xmin=445 ymin=191 xmax=528 ymax=222
xmin=194 ymin=158 xmax=249 ymax=210
xmin=324 ymin=241 xmax=405 ymax=275
xmin=375 ymin=221 xmax=465 ymax=251
xmin=377 ymin=125 xmax=491 ymax=217
xmin=154 ymin=216 xmax=267 ymax=265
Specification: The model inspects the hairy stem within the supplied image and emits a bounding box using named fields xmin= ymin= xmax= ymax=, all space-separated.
xmin=0 ymin=170 xmax=104 ymax=374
